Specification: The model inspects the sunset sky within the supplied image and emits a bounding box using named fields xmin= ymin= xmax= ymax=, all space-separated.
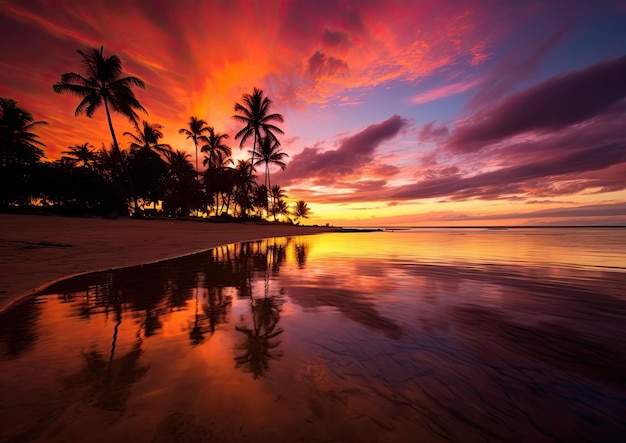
xmin=1 ymin=0 xmax=625 ymax=226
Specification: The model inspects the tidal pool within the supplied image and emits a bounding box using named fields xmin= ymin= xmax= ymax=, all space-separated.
xmin=1 ymin=229 xmax=625 ymax=442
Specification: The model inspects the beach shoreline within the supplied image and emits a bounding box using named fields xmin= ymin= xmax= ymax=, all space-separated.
xmin=0 ymin=213 xmax=336 ymax=312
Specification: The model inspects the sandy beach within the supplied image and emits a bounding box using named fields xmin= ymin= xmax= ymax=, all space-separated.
xmin=0 ymin=214 xmax=335 ymax=312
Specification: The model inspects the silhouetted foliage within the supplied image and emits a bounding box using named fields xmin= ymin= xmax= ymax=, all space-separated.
xmin=0 ymin=98 xmax=47 ymax=209
xmin=162 ymin=150 xmax=203 ymax=216
xmin=124 ymin=122 xmax=171 ymax=210
xmin=2 ymin=57 xmax=313 ymax=220
xmin=61 ymin=142 xmax=96 ymax=168
xmin=293 ymin=200 xmax=310 ymax=224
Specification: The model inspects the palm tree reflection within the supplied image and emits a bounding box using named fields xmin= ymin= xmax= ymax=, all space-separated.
xmin=234 ymin=239 xmax=287 ymax=379
xmin=234 ymin=294 xmax=284 ymax=379
xmin=65 ymin=330 xmax=148 ymax=411
xmin=294 ymin=241 xmax=309 ymax=269
xmin=188 ymin=287 xmax=208 ymax=346
xmin=203 ymin=286 xmax=231 ymax=333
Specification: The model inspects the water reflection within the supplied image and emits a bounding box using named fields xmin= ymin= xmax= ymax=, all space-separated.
xmin=0 ymin=297 xmax=40 ymax=359
xmin=1 ymin=229 xmax=625 ymax=442
xmin=234 ymin=293 xmax=284 ymax=378
xmin=62 ymin=330 xmax=148 ymax=411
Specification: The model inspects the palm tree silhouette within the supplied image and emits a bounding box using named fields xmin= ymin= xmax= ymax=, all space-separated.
xmin=200 ymin=127 xmax=231 ymax=171
xmin=203 ymin=150 xmax=234 ymax=216
xmin=252 ymin=135 xmax=288 ymax=189
xmin=252 ymin=184 xmax=269 ymax=218
xmin=125 ymin=123 xmax=171 ymax=211
xmin=163 ymin=150 xmax=200 ymax=216
xmin=179 ymin=116 xmax=210 ymax=180
xmin=53 ymin=46 xmax=146 ymax=215
xmin=273 ymin=199 xmax=291 ymax=223
xmin=61 ymin=143 xmax=96 ymax=168
xmin=233 ymin=87 xmax=284 ymax=180
xmin=124 ymin=121 xmax=172 ymax=157
xmin=269 ymin=185 xmax=287 ymax=221
xmin=234 ymin=159 xmax=256 ymax=217
xmin=0 ymin=97 xmax=47 ymax=166
xmin=167 ymin=150 xmax=194 ymax=178
xmin=293 ymin=200 xmax=310 ymax=225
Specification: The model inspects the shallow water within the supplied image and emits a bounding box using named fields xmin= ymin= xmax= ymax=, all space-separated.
xmin=1 ymin=228 xmax=625 ymax=442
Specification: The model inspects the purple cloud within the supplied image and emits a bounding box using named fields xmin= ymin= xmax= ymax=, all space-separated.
xmin=418 ymin=121 xmax=449 ymax=144
xmin=447 ymin=55 xmax=626 ymax=153
xmin=393 ymin=140 xmax=626 ymax=201
xmin=278 ymin=114 xmax=406 ymax=183
xmin=458 ymin=202 xmax=626 ymax=221
xmin=292 ymin=109 xmax=626 ymax=205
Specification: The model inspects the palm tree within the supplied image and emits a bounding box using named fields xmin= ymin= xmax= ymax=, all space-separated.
xmin=252 ymin=184 xmax=269 ymax=218
xmin=234 ymin=159 xmax=256 ymax=218
xmin=200 ymin=127 xmax=231 ymax=171
xmin=53 ymin=46 xmax=146 ymax=215
xmin=0 ymin=97 xmax=47 ymax=166
xmin=179 ymin=116 xmax=210 ymax=178
xmin=293 ymin=200 xmax=310 ymax=225
xmin=253 ymin=135 xmax=288 ymax=189
xmin=163 ymin=150 xmax=201 ymax=216
xmin=269 ymin=185 xmax=286 ymax=221
xmin=61 ymin=143 xmax=96 ymax=168
xmin=0 ymin=98 xmax=47 ymax=208
xmin=233 ymin=87 xmax=284 ymax=180
xmin=166 ymin=150 xmax=194 ymax=182
xmin=124 ymin=121 xmax=172 ymax=157
xmin=123 ymin=121 xmax=172 ymax=211
xmin=272 ymin=198 xmax=291 ymax=223
xmin=203 ymin=148 xmax=234 ymax=216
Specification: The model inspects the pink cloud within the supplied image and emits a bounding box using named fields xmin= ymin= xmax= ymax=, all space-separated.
xmin=410 ymin=78 xmax=482 ymax=104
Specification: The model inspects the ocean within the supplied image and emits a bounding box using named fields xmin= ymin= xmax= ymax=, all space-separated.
xmin=1 ymin=227 xmax=625 ymax=441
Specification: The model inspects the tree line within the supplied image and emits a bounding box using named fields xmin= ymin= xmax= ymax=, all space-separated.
xmin=0 ymin=46 xmax=310 ymax=223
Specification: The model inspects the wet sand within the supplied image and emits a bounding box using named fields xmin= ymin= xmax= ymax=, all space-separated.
xmin=0 ymin=214 xmax=335 ymax=312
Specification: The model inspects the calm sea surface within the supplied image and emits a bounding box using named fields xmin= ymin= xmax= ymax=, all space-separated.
xmin=1 ymin=228 xmax=625 ymax=442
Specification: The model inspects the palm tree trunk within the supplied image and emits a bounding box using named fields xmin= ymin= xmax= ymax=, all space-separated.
xmin=249 ymin=131 xmax=258 ymax=182
xmin=103 ymin=98 xmax=141 ymax=216
xmin=244 ymin=131 xmax=259 ymax=219
xmin=194 ymin=140 xmax=199 ymax=181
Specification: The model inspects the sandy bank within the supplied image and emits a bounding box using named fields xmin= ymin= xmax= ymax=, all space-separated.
xmin=0 ymin=214 xmax=336 ymax=312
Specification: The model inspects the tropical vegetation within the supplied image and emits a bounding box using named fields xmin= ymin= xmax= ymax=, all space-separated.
xmin=1 ymin=46 xmax=311 ymax=223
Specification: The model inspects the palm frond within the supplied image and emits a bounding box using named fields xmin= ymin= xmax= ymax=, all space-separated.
xmin=113 ymin=76 xmax=146 ymax=90
xmin=75 ymin=94 xmax=101 ymax=117
xmin=262 ymin=113 xmax=285 ymax=124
